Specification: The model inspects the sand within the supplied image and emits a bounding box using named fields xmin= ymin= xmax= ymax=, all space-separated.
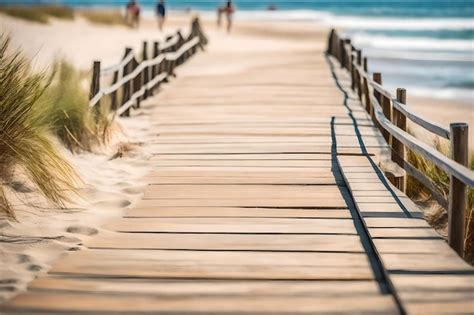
xmin=409 ymin=96 xmax=474 ymax=148
xmin=0 ymin=10 xmax=472 ymax=303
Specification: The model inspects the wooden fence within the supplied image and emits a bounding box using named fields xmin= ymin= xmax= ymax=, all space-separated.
xmin=327 ymin=29 xmax=474 ymax=257
xmin=89 ymin=17 xmax=207 ymax=117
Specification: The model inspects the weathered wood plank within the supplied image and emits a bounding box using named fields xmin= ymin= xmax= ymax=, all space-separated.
xmin=103 ymin=217 xmax=357 ymax=234
xmin=369 ymin=228 xmax=442 ymax=239
xmin=47 ymin=249 xmax=375 ymax=280
xmin=86 ymin=233 xmax=365 ymax=252
xmin=3 ymin=293 xmax=398 ymax=314
xmin=136 ymin=197 xmax=349 ymax=208
xmin=28 ymin=278 xmax=382 ymax=296
xmin=145 ymin=176 xmax=340 ymax=185
xmin=125 ymin=207 xmax=352 ymax=218
xmin=146 ymin=170 xmax=336 ymax=178
xmin=143 ymin=184 xmax=343 ymax=200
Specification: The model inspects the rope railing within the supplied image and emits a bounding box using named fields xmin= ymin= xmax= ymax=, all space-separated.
xmin=100 ymin=53 xmax=135 ymax=77
xmin=89 ymin=17 xmax=207 ymax=118
xmin=100 ymin=34 xmax=180 ymax=76
xmin=327 ymin=28 xmax=472 ymax=257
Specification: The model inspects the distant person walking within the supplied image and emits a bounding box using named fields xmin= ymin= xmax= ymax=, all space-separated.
xmin=126 ymin=0 xmax=140 ymax=29
xmin=217 ymin=0 xmax=235 ymax=33
xmin=156 ymin=0 xmax=166 ymax=31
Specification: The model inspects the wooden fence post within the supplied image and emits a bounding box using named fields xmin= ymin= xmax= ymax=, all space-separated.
xmin=339 ymin=39 xmax=346 ymax=69
xmin=350 ymin=47 xmax=356 ymax=90
xmin=335 ymin=36 xmax=341 ymax=63
xmin=363 ymin=57 xmax=370 ymax=114
xmin=327 ymin=29 xmax=335 ymax=54
xmin=121 ymin=47 xmax=133 ymax=117
xmin=142 ymin=41 xmax=150 ymax=99
xmin=356 ymin=49 xmax=362 ymax=100
xmin=110 ymin=49 xmax=130 ymax=111
xmin=381 ymin=92 xmax=392 ymax=146
xmin=150 ymin=41 xmax=160 ymax=95
xmin=89 ymin=61 xmax=101 ymax=113
xmin=344 ymin=39 xmax=351 ymax=71
xmin=448 ymin=123 xmax=469 ymax=256
xmin=177 ymin=31 xmax=185 ymax=65
xmin=372 ymin=73 xmax=382 ymax=124
xmin=392 ymin=88 xmax=407 ymax=192
xmin=132 ymin=56 xmax=141 ymax=109
xmin=372 ymin=72 xmax=391 ymax=143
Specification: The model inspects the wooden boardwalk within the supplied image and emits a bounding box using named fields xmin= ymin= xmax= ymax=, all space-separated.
xmin=2 ymin=34 xmax=473 ymax=314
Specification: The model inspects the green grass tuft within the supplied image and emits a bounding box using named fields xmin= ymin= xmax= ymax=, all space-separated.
xmin=0 ymin=36 xmax=79 ymax=219
xmin=39 ymin=60 xmax=113 ymax=152
xmin=0 ymin=5 xmax=74 ymax=24
xmin=406 ymin=138 xmax=450 ymax=201
xmin=39 ymin=60 xmax=94 ymax=151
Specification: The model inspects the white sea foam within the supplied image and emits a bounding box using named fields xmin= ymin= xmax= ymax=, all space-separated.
xmin=407 ymin=86 xmax=474 ymax=101
xmin=233 ymin=9 xmax=333 ymax=22
xmin=329 ymin=16 xmax=474 ymax=31
xmin=350 ymin=33 xmax=474 ymax=52
xmin=196 ymin=9 xmax=474 ymax=32
xmin=366 ymin=50 xmax=473 ymax=62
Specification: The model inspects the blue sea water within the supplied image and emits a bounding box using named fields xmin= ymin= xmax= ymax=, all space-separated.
xmin=1 ymin=0 xmax=473 ymax=102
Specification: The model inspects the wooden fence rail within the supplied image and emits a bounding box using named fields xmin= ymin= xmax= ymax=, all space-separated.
xmin=89 ymin=17 xmax=207 ymax=118
xmin=327 ymin=29 xmax=473 ymax=257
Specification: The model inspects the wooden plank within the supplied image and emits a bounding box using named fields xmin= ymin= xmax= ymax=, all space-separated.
xmin=391 ymin=274 xmax=474 ymax=292
xmin=145 ymin=176 xmax=340 ymax=185
xmin=365 ymin=218 xmax=431 ymax=228
xmin=28 ymin=278 xmax=382 ymax=296
xmin=53 ymin=249 xmax=372 ymax=268
xmin=356 ymin=203 xmax=405 ymax=212
xmin=146 ymin=170 xmax=335 ymax=178
xmin=351 ymin=190 xmax=394 ymax=197
xmin=369 ymin=228 xmax=442 ymax=239
xmin=382 ymin=253 xmax=473 ymax=272
xmin=125 ymin=207 xmax=352 ymax=218
xmin=3 ymin=293 xmax=398 ymax=314
xmin=48 ymin=249 xmax=374 ymax=281
xmin=136 ymin=197 xmax=349 ymax=208
xmin=151 ymin=159 xmax=333 ymax=167
xmin=86 ymin=233 xmax=365 ymax=252
xmin=149 ymin=145 xmax=379 ymax=155
xmin=151 ymin=153 xmax=333 ymax=160
xmin=143 ymin=184 xmax=343 ymax=199
xmin=103 ymin=217 xmax=357 ymax=234
xmin=374 ymin=239 xmax=459 ymax=254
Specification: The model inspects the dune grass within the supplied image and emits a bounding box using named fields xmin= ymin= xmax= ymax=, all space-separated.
xmin=79 ymin=10 xmax=128 ymax=27
xmin=0 ymin=36 xmax=78 ymax=219
xmin=0 ymin=5 xmax=74 ymax=24
xmin=0 ymin=5 xmax=130 ymax=27
xmin=39 ymin=60 xmax=112 ymax=152
xmin=406 ymin=137 xmax=474 ymax=262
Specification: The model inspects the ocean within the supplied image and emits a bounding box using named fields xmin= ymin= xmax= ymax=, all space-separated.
xmin=1 ymin=0 xmax=473 ymax=103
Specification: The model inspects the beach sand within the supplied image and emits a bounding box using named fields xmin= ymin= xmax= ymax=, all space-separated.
xmin=0 ymin=11 xmax=472 ymax=302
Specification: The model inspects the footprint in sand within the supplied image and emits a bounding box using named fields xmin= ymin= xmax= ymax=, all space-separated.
xmin=91 ymin=199 xmax=131 ymax=210
xmin=16 ymin=254 xmax=32 ymax=264
xmin=0 ymin=279 xmax=17 ymax=285
xmin=28 ymin=264 xmax=42 ymax=272
xmin=66 ymin=225 xmax=98 ymax=236
xmin=122 ymin=186 xmax=145 ymax=195
xmin=56 ymin=236 xmax=82 ymax=244
xmin=0 ymin=286 xmax=16 ymax=292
